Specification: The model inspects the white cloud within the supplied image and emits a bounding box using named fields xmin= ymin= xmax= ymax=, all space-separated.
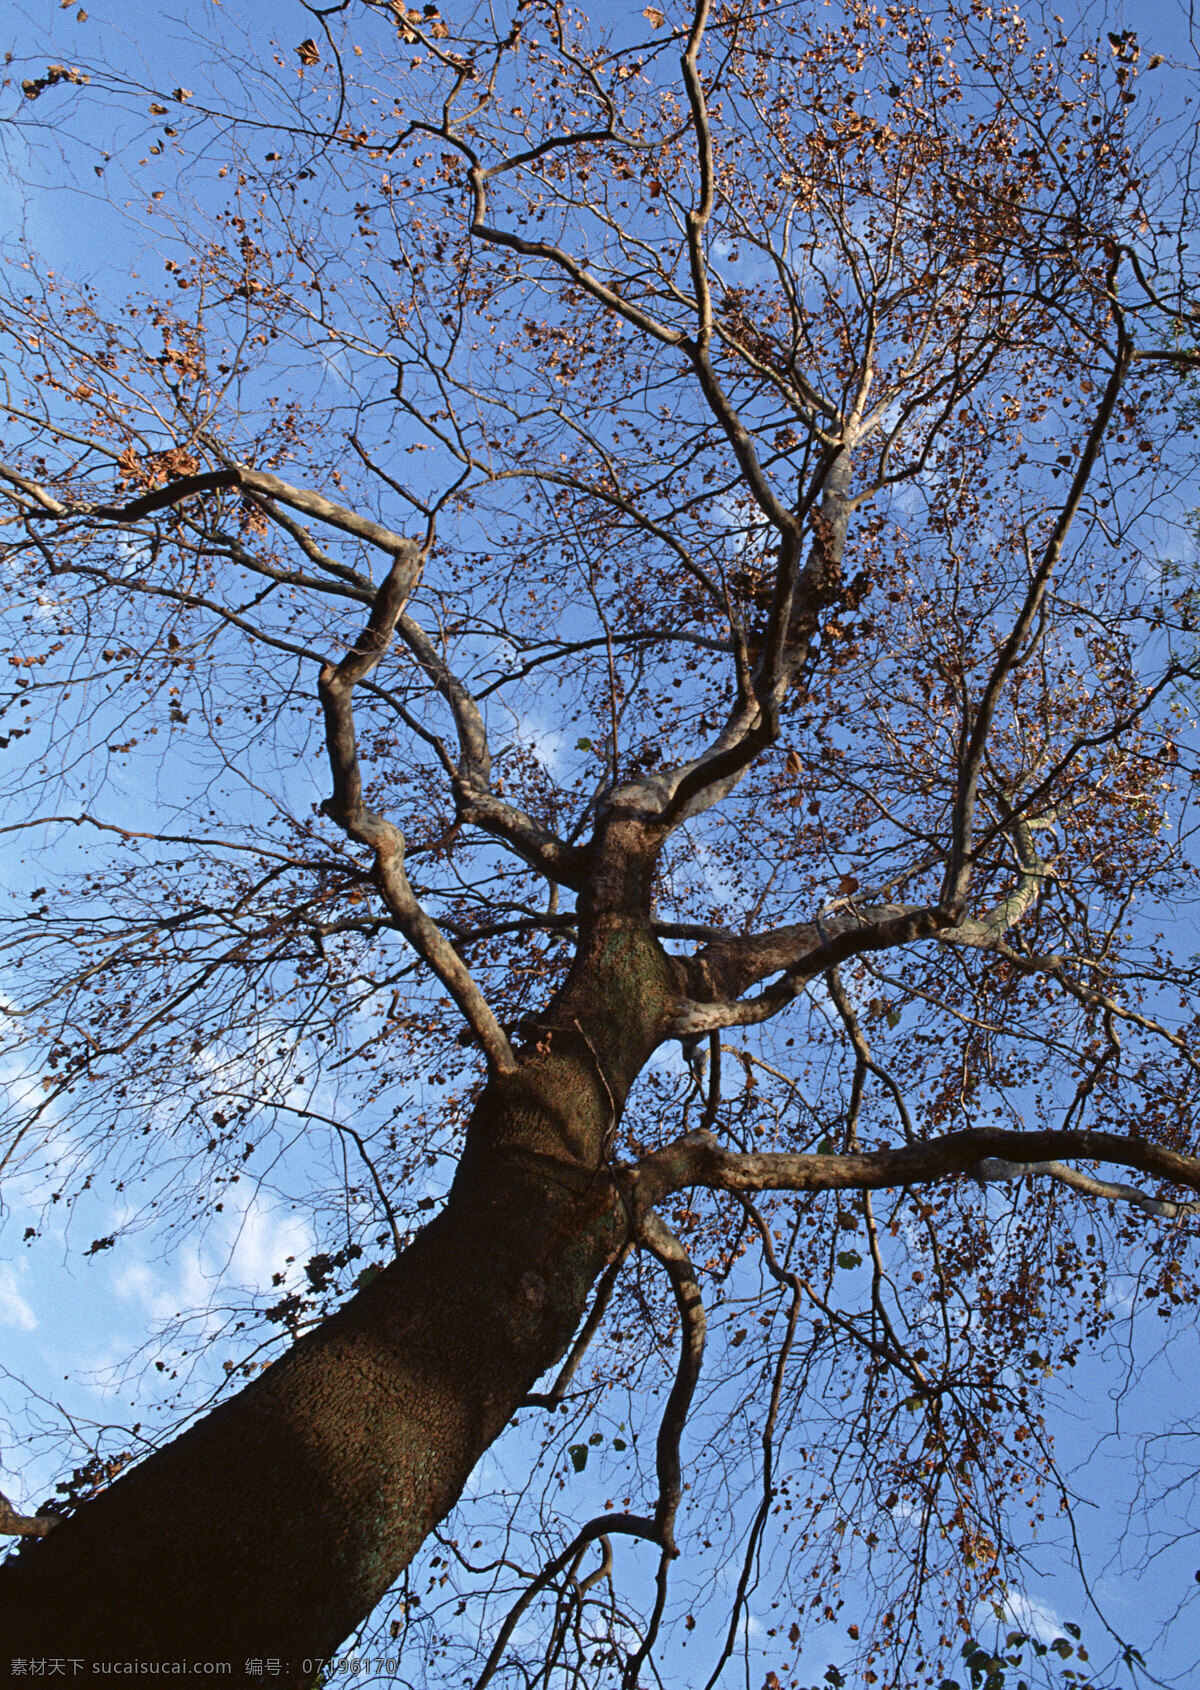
xmin=221 ymin=1190 xmax=313 ymax=1293
xmin=991 ymin=1588 xmax=1064 ymax=1644
xmin=112 ymin=1187 xmax=313 ymax=1327
xmin=111 ymin=1258 xmax=162 ymax=1308
xmin=0 ymin=1264 xmax=37 ymax=1331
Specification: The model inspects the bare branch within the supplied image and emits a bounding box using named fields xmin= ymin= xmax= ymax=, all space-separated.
xmin=668 ymin=904 xmax=950 ymax=1035
xmin=825 ymin=966 xmax=916 ymax=1144
xmin=318 ymin=557 xmax=517 ymax=1074
xmin=618 ymin=1209 xmax=706 ymax=1690
xmin=628 ymin=1126 xmax=1200 ymax=1217
xmin=471 ymin=1515 xmax=660 ymax=1690
xmin=0 ymin=1494 xmax=57 ymax=1539
xmin=670 ymin=847 xmax=1055 ymax=1038
xmin=397 ymin=613 xmax=587 ymax=887
xmin=702 ymin=1199 xmax=802 ymax=1690
xmin=92 ymin=467 xmax=418 ymax=560
xmin=941 ymin=328 xmax=1132 ymax=917
xmin=637 ymin=1210 xmax=705 ymax=1557
xmin=973 ymin=1158 xmax=1200 ymax=1222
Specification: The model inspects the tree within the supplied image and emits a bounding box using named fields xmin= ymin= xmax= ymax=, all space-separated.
xmin=2 ymin=0 xmax=1200 ymax=1682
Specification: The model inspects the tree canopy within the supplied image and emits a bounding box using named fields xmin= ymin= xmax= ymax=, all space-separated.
xmin=3 ymin=0 xmax=1200 ymax=1685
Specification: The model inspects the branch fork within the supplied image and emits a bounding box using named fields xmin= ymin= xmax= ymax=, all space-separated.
xmin=318 ymin=552 xmax=517 ymax=1075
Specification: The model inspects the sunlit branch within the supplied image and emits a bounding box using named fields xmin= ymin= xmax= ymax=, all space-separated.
xmin=670 ymin=850 xmax=1056 ymax=1036
xmin=668 ymin=904 xmax=950 ymax=1036
xmin=396 ymin=612 xmax=587 ymax=888
xmin=238 ymin=503 xmax=375 ymax=597
xmin=317 ymin=554 xmax=517 ymax=1074
xmin=973 ymin=1158 xmax=1200 ymax=1221
xmin=0 ymin=1494 xmax=57 ymax=1539
xmin=0 ymin=462 xmax=69 ymax=516
xmin=19 ymin=463 xmax=420 ymax=562
xmin=628 ymin=1126 xmax=1200 ymax=1217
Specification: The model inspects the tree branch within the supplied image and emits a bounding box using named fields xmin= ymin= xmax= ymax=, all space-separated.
xmin=973 ymin=1158 xmax=1200 ymax=1221
xmin=318 ymin=556 xmax=517 ymax=1074
xmin=669 ymin=848 xmax=1052 ymax=1037
xmin=668 ymin=904 xmax=950 ymax=1036
xmin=702 ymin=1199 xmax=801 ymax=1690
xmin=0 ymin=1495 xmax=57 ymax=1539
xmin=637 ymin=1211 xmax=705 ymax=1558
xmin=87 ymin=466 xmax=418 ymax=560
xmin=397 ymin=613 xmax=587 ymax=888
xmin=617 ymin=1209 xmax=706 ymax=1690
xmin=627 ymin=1126 xmax=1200 ymax=1217
xmin=941 ymin=329 xmax=1131 ymax=917
xmin=472 ymin=1515 xmax=661 ymax=1690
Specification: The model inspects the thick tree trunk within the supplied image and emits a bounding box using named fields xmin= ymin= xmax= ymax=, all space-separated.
xmin=0 ymin=913 xmax=675 ymax=1681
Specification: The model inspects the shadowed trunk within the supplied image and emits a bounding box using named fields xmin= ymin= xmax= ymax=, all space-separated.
xmin=0 ymin=912 xmax=677 ymax=1679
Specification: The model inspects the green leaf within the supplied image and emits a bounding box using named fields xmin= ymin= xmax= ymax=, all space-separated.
xmin=575 ymin=736 xmax=592 ymax=751
xmin=353 ymin=1264 xmax=382 ymax=1290
xmin=816 ymin=1136 xmax=836 ymax=1155
xmin=886 ymin=1008 xmax=902 ymax=1028
xmin=568 ymin=1444 xmax=588 ymax=1473
xmin=612 ymin=1437 xmax=627 ymax=1451
xmin=837 ymin=1250 xmax=862 ymax=1270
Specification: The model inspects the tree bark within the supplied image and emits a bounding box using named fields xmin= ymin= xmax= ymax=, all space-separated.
xmin=0 ymin=916 xmax=677 ymax=1679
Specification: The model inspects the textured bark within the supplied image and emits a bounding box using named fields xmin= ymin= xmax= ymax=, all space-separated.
xmin=0 ymin=917 xmax=679 ymax=1679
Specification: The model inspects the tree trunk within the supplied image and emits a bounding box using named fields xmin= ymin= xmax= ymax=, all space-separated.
xmin=0 ymin=915 xmax=676 ymax=1680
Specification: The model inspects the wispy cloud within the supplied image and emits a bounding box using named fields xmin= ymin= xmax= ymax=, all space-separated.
xmin=0 ymin=1264 xmax=37 ymax=1332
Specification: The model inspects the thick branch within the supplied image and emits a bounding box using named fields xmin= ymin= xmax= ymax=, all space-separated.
xmin=88 ymin=466 xmax=418 ymax=559
xmin=669 ymin=904 xmax=951 ymax=1034
xmin=318 ymin=558 xmax=517 ymax=1074
xmin=670 ymin=854 xmax=1051 ymax=1035
xmin=0 ymin=1495 xmax=57 ymax=1539
xmin=628 ymin=1126 xmax=1200 ymax=1216
xmin=397 ymin=613 xmax=587 ymax=888
xmin=638 ymin=1211 xmax=705 ymax=1557
xmin=974 ymin=1158 xmax=1200 ymax=1221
